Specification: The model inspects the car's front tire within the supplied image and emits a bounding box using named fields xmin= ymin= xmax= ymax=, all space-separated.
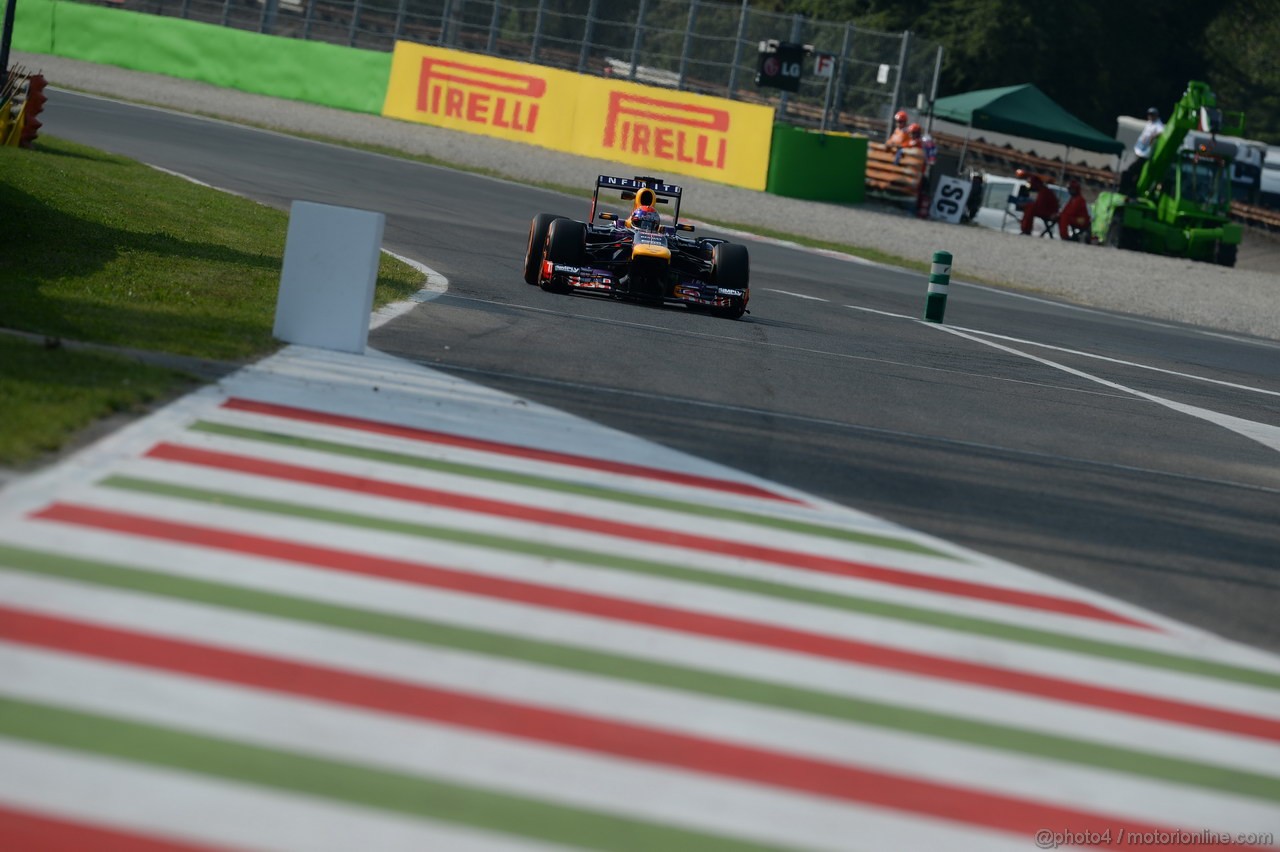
xmin=711 ymin=242 xmax=749 ymax=319
xmin=541 ymin=218 xmax=585 ymax=293
xmin=523 ymin=213 xmax=559 ymax=285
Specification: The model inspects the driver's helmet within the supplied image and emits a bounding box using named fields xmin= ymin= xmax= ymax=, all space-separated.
xmin=630 ymin=205 xmax=661 ymax=232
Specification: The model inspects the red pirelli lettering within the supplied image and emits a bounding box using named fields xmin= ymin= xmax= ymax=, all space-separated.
xmin=416 ymin=58 xmax=547 ymax=103
xmin=603 ymin=91 xmax=731 ymax=170
xmin=414 ymin=57 xmax=545 ymax=134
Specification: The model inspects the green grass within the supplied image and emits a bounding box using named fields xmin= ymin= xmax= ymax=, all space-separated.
xmin=0 ymin=335 xmax=198 ymax=466
xmin=0 ymin=137 xmax=423 ymax=360
xmin=0 ymin=136 xmax=425 ymax=467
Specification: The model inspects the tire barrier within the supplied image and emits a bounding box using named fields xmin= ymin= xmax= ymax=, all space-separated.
xmin=864 ymin=141 xmax=925 ymax=205
xmin=19 ymin=74 xmax=48 ymax=148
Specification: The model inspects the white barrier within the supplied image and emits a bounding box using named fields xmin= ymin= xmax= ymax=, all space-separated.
xmin=273 ymin=201 xmax=386 ymax=354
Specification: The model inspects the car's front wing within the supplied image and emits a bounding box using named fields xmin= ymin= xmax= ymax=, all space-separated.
xmin=545 ymin=262 xmax=744 ymax=309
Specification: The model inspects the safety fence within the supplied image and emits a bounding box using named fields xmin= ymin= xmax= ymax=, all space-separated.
xmin=100 ymin=0 xmax=942 ymax=133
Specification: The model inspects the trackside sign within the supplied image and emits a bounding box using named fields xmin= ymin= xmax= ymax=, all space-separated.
xmin=382 ymin=42 xmax=773 ymax=191
xmin=416 ymin=59 xmax=544 ymax=132
xmin=572 ymin=78 xmax=771 ymax=190
xmin=600 ymin=91 xmax=728 ymax=170
xmin=383 ymin=43 xmax=576 ymax=149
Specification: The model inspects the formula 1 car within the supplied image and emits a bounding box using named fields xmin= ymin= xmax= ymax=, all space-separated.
xmin=523 ymin=175 xmax=750 ymax=319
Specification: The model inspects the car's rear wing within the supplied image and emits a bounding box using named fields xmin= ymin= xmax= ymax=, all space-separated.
xmin=591 ymin=175 xmax=683 ymax=224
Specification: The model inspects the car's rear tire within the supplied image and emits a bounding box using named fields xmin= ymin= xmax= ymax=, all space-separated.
xmin=523 ymin=213 xmax=559 ymax=285
xmin=711 ymin=242 xmax=749 ymax=319
xmin=541 ymin=218 xmax=585 ymax=293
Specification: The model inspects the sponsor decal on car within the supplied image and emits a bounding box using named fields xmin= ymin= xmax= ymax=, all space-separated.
xmin=598 ymin=176 xmax=682 ymax=196
xmin=716 ymin=288 xmax=744 ymax=297
xmin=570 ymin=278 xmax=613 ymax=290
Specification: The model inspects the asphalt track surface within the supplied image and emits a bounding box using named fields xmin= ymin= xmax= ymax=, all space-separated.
xmin=45 ymin=91 xmax=1280 ymax=654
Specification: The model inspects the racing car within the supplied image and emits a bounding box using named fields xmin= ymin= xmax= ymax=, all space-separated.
xmin=522 ymin=174 xmax=750 ymax=319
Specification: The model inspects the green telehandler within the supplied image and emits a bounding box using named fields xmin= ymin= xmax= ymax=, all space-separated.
xmin=1092 ymin=81 xmax=1244 ymax=266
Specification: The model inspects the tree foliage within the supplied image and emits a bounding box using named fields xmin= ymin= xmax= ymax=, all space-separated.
xmin=1201 ymin=0 xmax=1280 ymax=143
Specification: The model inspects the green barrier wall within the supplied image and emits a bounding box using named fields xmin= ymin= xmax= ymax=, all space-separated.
xmin=766 ymin=124 xmax=866 ymax=204
xmin=14 ymin=0 xmax=391 ymax=114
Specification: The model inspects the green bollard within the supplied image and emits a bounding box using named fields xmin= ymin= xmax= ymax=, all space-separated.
xmin=923 ymin=250 xmax=952 ymax=323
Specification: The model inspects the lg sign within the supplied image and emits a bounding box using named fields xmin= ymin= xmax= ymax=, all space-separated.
xmin=756 ymin=41 xmax=806 ymax=93
xmin=762 ymin=56 xmax=800 ymax=79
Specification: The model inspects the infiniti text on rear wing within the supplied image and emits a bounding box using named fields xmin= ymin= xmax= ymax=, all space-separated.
xmin=591 ymin=175 xmax=684 ymax=224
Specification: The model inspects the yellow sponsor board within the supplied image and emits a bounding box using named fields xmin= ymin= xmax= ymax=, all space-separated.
xmin=383 ymin=42 xmax=578 ymax=149
xmin=382 ymin=42 xmax=774 ymax=191
xmin=570 ymin=77 xmax=773 ymax=191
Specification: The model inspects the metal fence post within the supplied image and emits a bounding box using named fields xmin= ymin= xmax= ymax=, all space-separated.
xmin=0 ymin=0 xmax=14 ymax=81
xmin=257 ymin=0 xmax=273 ymax=34
xmin=219 ymin=0 xmax=230 ymax=27
xmin=348 ymin=0 xmax=361 ymax=46
xmin=628 ymin=0 xmax=649 ymax=82
xmin=887 ymin=29 xmax=911 ymax=136
xmin=578 ymin=0 xmax=598 ymax=73
xmin=439 ymin=0 xmax=453 ymax=46
xmin=393 ymin=0 xmax=408 ymax=41
xmin=530 ymin=0 xmax=545 ymax=62
xmin=302 ymin=0 xmax=315 ymax=39
xmin=778 ymin=13 xmax=802 ymax=118
xmin=677 ymin=0 xmax=698 ymax=91
xmin=726 ymin=0 xmax=748 ymax=99
xmin=486 ymin=0 xmax=501 ymax=54
xmin=925 ymin=43 xmax=943 ymax=134
xmin=829 ymin=22 xmax=852 ymax=130
xmin=447 ymin=0 xmax=464 ymax=46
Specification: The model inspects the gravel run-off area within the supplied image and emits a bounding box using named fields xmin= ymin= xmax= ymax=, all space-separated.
xmin=16 ymin=52 xmax=1280 ymax=342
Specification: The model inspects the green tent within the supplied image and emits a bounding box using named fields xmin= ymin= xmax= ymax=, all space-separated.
xmin=932 ymin=84 xmax=1124 ymax=155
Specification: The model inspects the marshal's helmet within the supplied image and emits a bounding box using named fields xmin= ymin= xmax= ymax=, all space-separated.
xmin=630 ymin=205 xmax=661 ymax=232
xmin=894 ymin=110 xmax=909 ymax=126
xmin=907 ymin=122 xmax=922 ymax=136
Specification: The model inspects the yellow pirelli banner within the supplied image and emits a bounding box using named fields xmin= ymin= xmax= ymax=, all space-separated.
xmin=383 ymin=42 xmax=774 ymax=191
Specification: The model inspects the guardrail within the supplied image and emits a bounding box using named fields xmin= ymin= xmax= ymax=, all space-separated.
xmin=1231 ymin=201 xmax=1280 ymax=233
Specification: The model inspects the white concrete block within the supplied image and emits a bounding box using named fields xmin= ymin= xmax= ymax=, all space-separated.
xmin=273 ymin=201 xmax=386 ymax=354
